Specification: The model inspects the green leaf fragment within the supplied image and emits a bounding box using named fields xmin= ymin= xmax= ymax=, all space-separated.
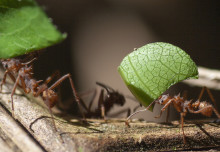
xmin=0 ymin=0 xmax=66 ymax=59
xmin=118 ymin=42 xmax=198 ymax=108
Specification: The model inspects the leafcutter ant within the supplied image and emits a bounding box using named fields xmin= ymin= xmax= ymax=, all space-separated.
xmin=126 ymin=87 xmax=220 ymax=144
xmin=79 ymin=82 xmax=131 ymax=119
xmin=0 ymin=53 xmax=84 ymax=132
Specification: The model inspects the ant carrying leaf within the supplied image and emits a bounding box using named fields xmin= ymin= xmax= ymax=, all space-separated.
xmin=0 ymin=53 xmax=84 ymax=132
xmin=126 ymin=87 xmax=220 ymax=144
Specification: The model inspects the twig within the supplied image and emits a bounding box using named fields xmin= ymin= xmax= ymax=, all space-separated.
xmin=183 ymin=66 xmax=220 ymax=90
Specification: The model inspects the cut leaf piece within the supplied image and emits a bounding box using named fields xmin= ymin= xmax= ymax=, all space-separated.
xmin=118 ymin=42 xmax=198 ymax=108
xmin=0 ymin=0 xmax=66 ymax=59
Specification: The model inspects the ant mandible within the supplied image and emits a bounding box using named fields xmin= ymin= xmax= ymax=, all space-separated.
xmin=126 ymin=87 xmax=220 ymax=144
xmin=79 ymin=82 xmax=131 ymax=119
xmin=0 ymin=54 xmax=84 ymax=131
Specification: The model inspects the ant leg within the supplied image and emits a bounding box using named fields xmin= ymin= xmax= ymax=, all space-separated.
xmin=205 ymin=87 xmax=218 ymax=109
xmin=44 ymin=71 xmax=63 ymax=106
xmin=212 ymin=107 xmax=220 ymax=119
xmin=182 ymin=90 xmax=188 ymax=100
xmin=198 ymin=87 xmax=217 ymax=109
xmin=77 ymin=89 xmax=97 ymax=117
xmin=0 ymin=70 xmax=9 ymax=92
xmin=79 ymin=98 xmax=90 ymax=113
xmin=198 ymin=87 xmax=205 ymax=101
xmin=97 ymin=89 xmax=105 ymax=119
xmin=0 ymin=70 xmax=23 ymax=92
xmin=49 ymin=74 xmax=85 ymax=119
xmin=180 ymin=112 xmax=186 ymax=144
xmin=45 ymin=91 xmax=58 ymax=132
xmin=188 ymin=105 xmax=220 ymax=119
xmin=10 ymin=75 xmax=21 ymax=117
xmin=77 ymin=89 xmax=97 ymax=113
xmin=88 ymin=89 xmax=97 ymax=111
xmin=166 ymin=106 xmax=170 ymax=123
xmin=155 ymin=99 xmax=173 ymax=118
xmin=44 ymin=91 xmax=64 ymax=143
xmin=44 ymin=70 xmax=60 ymax=85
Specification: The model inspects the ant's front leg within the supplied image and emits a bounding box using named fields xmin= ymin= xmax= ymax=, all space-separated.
xmin=0 ymin=71 xmax=17 ymax=92
xmin=155 ymin=99 xmax=173 ymax=118
xmin=0 ymin=70 xmax=9 ymax=92
xmin=10 ymin=74 xmax=30 ymax=117
xmin=0 ymin=71 xmax=23 ymax=93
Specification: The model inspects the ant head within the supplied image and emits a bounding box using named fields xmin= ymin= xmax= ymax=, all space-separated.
xmin=1 ymin=60 xmax=9 ymax=69
xmin=109 ymin=92 xmax=126 ymax=106
xmin=158 ymin=94 xmax=169 ymax=104
xmin=1 ymin=59 xmax=21 ymax=72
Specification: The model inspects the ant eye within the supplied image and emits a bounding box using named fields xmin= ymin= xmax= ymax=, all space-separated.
xmin=159 ymin=99 xmax=163 ymax=104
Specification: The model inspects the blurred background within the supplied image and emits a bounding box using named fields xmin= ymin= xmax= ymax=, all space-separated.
xmin=34 ymin=0 xmax=220 ymax=122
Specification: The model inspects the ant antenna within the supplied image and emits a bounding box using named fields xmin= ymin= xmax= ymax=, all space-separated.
xmin=126 ymin=100 xmax=156 ymax=123
xmin=126 ymin=108 xmax=148 ymax=121
xmin=21 ymin=57 xmax=37 ymax=66
xmin=96 ymin=82 xmax=114 ymax=94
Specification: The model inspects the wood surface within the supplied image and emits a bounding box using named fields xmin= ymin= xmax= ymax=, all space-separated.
xmin=0 ymin=70 xmax=219 ymax=152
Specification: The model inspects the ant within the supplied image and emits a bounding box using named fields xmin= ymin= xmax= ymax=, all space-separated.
xmin=126 ymin=87 xmax=220 ymax=144
xmin=0 ymin=53 xmax=84 ymax=132
xmin=79 ymin=82 xmax=131 ymax=119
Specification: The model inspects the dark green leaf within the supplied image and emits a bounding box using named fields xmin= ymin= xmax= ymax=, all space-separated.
xmin=0 ymin=0 xmax=66 ymax=58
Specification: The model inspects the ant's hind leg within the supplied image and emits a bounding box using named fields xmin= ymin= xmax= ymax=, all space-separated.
xmin=48 ymin=74 xmax=86 ymax=119
xmin=188 ymin=105 xmax=220 ymax=119
xmin=180 ymin=112 xmax=186 ymax=144
xmin=44 ymin=91 xmax=64 ymax=143
xmin=205 ymin=87 xmax=218 ymax=109
xmin=198 ymin=87 xmax=217 ymax=109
